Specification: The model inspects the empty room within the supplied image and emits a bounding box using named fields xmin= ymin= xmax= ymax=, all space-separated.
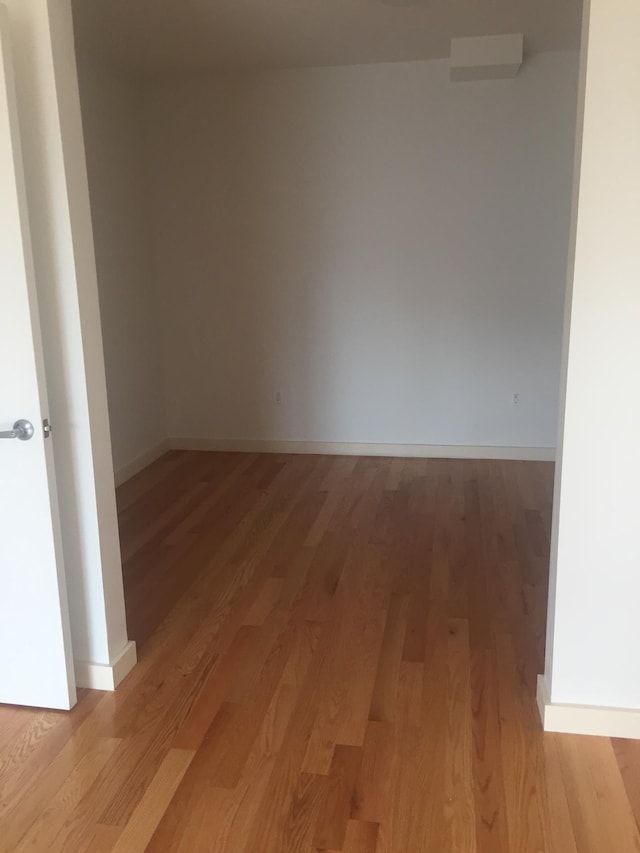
xmin=1 ymin=0 xmax=640 ymax=850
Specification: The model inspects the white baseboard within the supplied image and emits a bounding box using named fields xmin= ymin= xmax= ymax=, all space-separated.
xmin=75 ymin=640 xmax=137 ymax=691
xmin=114 ymin=440 xmax=171 ymax=487
xmin=537 ymin=674 xmax=640 ymax=739
xmin=169 ymin=437 xmax=555 ymax=462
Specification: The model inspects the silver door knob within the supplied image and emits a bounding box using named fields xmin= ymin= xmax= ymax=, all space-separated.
xmin=0 ymin=419 xmax=35 ymax=441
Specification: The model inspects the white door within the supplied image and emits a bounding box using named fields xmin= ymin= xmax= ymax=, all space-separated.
xmin=0 ymin=5 xmax=76 ymax=710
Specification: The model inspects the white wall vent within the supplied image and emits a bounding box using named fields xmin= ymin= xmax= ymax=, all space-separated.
xmin=450 ymin=34 xmax=524 ymax=82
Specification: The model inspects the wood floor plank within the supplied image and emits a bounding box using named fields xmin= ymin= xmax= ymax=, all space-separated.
xmin=535 ymin=733 xmax=579 ymax=853
xmin=301 ymin=548 xmax=391 ymax=774
xmin=0 ymin=707 xmax=40 ymax=755
xmin=614 ymin=737 xmax=640 ymax=832
xmin=557 ymin=734 xmax=640 ymax=853
xmin=109 ymin=748 xmax=194 ymax=853
xmin=1 ymin=452 xmax=634 ymax=853
xmin=352 ymin=720 xmax=396 ymax=826
xmin=240 ymin=619 xmax=339 ymax=849
xmin=470 ymin=648 xmax=510 ymax=853
xmin=148 ymin=672 xmax=300 ymax=851
xmin=15 ymin=737 xmax=121 ymax=852
xmin=445 ymin=617 xmax=476 ymax=853
xmin=494 ymin=631 xmax=546 ymax=853
xmin=0 ymin=692 xmax=107 ymax=849
xmin=313 ymin=743 xmax=363 ymax=850
xmin=339 ymin=818 xmax=381 ymax=853
xmin=369 ymin=593 xmax=409 ymax=723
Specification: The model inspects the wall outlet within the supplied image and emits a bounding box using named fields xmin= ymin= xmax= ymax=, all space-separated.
xmin=275 ymin=391 xmax=282 ymax=405
xmin=512 ymin=392 xmax=520 ymax=405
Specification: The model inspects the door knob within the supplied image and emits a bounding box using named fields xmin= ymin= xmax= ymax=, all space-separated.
xmin=0 ymin=419 xmax=35 ymax=441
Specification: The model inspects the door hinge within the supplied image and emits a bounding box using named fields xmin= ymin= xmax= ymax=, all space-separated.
xmin=43 ymin=418 xmax=52 ymax=439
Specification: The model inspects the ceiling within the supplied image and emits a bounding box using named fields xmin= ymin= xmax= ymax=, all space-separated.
xmin=72 ymin=0 xmax=583 ymax=75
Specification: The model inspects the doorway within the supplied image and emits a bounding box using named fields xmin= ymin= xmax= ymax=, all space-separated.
xmin=71 ymin=1 xmax=581 ymax=668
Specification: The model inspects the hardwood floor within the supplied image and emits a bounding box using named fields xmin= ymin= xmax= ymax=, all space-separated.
xmin=2 ymin=450 xmax=640 ymax=851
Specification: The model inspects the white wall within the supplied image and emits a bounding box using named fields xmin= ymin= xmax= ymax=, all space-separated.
xmin=145 ymin=53 xmax=579 ymax=451
xmin=544 ymin=0 xmax=640 ymax=716
xmin=76 ymin=53 xmax=165 ymax=477
xmin=6 ymin=0 xmax=132 ymax=677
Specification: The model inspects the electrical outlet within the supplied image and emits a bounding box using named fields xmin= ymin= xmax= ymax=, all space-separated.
xmin=275 ymin=391 xmax=282 ymax=405
xmin=512 ymin=392 xmax=520 ymax=406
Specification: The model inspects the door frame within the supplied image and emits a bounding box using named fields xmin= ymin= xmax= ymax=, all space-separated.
xmin=4 ymin=0 xmax=135 ymax=691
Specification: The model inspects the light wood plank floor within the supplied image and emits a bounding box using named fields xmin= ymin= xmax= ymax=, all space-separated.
xmin=2 ymin=451 xmax=640 ymax=852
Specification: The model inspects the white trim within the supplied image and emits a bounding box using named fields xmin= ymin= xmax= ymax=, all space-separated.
xmin=169 ymin=437 xmax=556 ymax=462
xmin=74 ymin=640 xmax=137 ymax=691
xmin=114 ymin=440 xmax=171 ymax=487
xmin=537 ymin=675 xmax=640 ymax=739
